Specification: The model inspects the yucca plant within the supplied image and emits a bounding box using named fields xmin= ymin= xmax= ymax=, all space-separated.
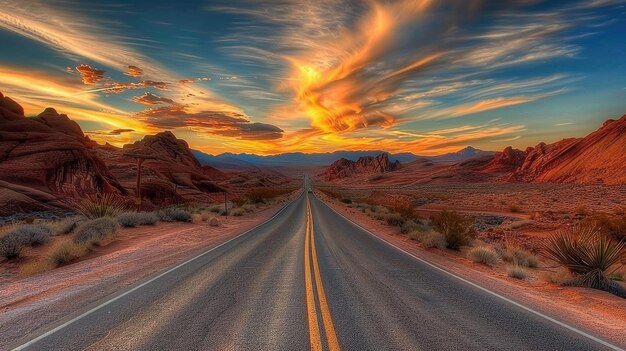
xmin=542 ymin=226 xmax=626 ymax=294
xmin=74 ymin=193 xmax=128 ymax=219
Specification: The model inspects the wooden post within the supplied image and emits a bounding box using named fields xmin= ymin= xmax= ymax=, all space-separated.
xmin=135 ymin=158 xmax=144 ymax=211
xmin=224 ymin=192 xmax=228 ymax=218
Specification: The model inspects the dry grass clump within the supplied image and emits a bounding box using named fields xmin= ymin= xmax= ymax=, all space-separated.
xmin=208 ymin=204 xmax=226 ymax=215
xmin=542 ymin=226 xmax=626 ymax=296
xmin=432 ymin=210 xmax=477 ymax=249
xmin=73 ymin=217 xmax=119 ymax=245
xmin=499 ymin=245 xmax=539 ymax=268
xmin=54 ymin=216 xmax=84 ymax=235
xmin=49 ymin=240 xmax=88 ymax=266
xmin=384 ymin=213 xmax=405 ymax=226
xmin=0 ymin=224 xmax=54 ymax=260
xmin=117 ymin=212 xmax=159 ymax=227
xmin=467 ymin=246 xmax=500 ymax=267
xmin=74 ymin=193 xmax=128 ymax=219
xmin=582 ymin=214 xmax=626 ymax=241
xmin=158 ymin=208 xmax=193 ymax=222
xmin=230 ymin=207 xmax=245 ymax=217
xmin=407 ymin=230 xmax=447 ymax=249
xmin=507 ymin=264 xmax=528 ymax=280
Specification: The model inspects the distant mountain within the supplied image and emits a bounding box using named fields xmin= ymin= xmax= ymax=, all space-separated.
xmin=427 ymin=146 xmax=495 ymax=163
xmin=193 ymin=147 xmax=493 ymax=169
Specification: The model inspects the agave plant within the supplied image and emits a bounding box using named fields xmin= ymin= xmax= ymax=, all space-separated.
xmin=73 ymin=193 xmax=129 ymax=219
xmin=542 ymin=226 xmax=626 ymax=292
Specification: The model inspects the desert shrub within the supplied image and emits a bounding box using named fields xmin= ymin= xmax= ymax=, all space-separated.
xmin=49 ymin=240 xmax=88 ymax=266
xmin=400 ymin=220 xmax=425 ymax=234
xmin=54 ymin=216 xmax=84 ymax=235
xmin=158 ymin=208 xmax=193 ymax=222
xmin=243 ymin=204 xmax=256 ymax=213
xmin=0 ymin=234 xmax=25 ymax=260
xmin=390 ymin=202 xmax=416 ymax=221
xmin=582 ymin=214 xmax=626 ymax=241
xmin=192 ymin=213 xmax=203 ymax=223
xmin=549 ymin=267 xmax=576 ymax=286
xmin=419 ymin=231 xmax=447 ymax=249
xmin=232 ymin=197 xmax=248 ymax=207
xmin=341 ymin=198 xmax=352 ymax=204
xmin=384 ymin=213 xmax=405 ymax=226
xmin=208 ymin=217 xmax=220 ymax=227
xmin=74 ymin=193 xmax=128 ymax=219
xmin=117 ymin=212 xmax=159 ymax=227
xmin=231 ymin=207 xmax=245 ymax=217
xmin=432 ymin=211 xmax=477 ymax=249
xmin=542 ymin=226 xmax=626 ymax=294
xmin=74 ymin=217 xmax=119 ymax=245
xmin=7 ymin=224 xmax=53 ymax=247
xmin=407 ymin=230 xmax=447 ymax=249
xmin=507 ymin=265 xmax=528 ymax=280
xmin=508 ymin=205 xmax=522 ymax=213
xmin=467 ymin=246 xmax=500 ymax=267
xmin=208 ymin=204 xmax=225 ymax=214
xmin=499 ymin=245 xmax=538 ymax=268
xmin=200 ymin=212 xmax=211 ymax=221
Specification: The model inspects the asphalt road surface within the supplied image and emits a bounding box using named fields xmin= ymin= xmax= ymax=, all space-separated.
xmin=12 ymin=192 xmax=621 ymax=350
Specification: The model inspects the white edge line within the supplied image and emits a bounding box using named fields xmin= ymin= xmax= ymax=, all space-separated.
xmin=317 ymin=194 xmax=624 ymax=351
xmin=13 ymin=192 xmax=303 ymax=351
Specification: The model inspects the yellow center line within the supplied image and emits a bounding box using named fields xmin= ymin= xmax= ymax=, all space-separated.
xmin=308 ymin=197 xmax=341 ymax=351
xmin=304 ymin=201 xmax=323 ymax=351
xmin=304 ymin=196 xmax=341 ymax=351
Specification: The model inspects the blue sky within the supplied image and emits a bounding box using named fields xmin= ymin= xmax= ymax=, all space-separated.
xmin=0 ymin=0 xmax=624 ymax=155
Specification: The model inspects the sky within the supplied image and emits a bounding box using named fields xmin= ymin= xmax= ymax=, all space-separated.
xmin=0 ymin=0 xmax=625 ymax=155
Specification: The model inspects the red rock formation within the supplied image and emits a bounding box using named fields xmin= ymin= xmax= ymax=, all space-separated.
xmin=0 ymin=95 xmax=125 ymax=214
xmin=504 ymin=115 xmax=626 ymax=184
xmin=325 ymin=153 xmax=401 ymax=180
xmin=481 ymin=146 xmax=526 ymax=173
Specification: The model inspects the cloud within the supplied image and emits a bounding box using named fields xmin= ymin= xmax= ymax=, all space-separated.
xmin=125 ymin=66 xmax=143 ymax=77
xmin=131 ymin=92 xmax=176 ymax=106
xmin=137 ymin=106 xmax=283 ymax=140
xmin=86 ymin=128 xmax=135 ymax=135
xmin=102 ymin=80 xmax=169 ymax=94
xmin=75 ymin=64 xmax=105 ymax=85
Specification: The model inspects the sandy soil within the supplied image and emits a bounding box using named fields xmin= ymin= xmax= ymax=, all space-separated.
xmin=320 ymin=193 xmax=626 ymax=348
xmin=0 ymin=196 xmax=295 ymax=349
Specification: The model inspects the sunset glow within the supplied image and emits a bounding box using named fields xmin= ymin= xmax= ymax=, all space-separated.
xmin=0 ymin=0 xmax=624 ymax=154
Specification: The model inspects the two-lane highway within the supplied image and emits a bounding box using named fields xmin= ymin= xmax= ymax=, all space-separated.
xmin=13 ymin=192 xmax=620 ymax=350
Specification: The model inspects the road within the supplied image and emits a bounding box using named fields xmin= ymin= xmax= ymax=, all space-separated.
xmin=12 ymin=192 xmax=620 ymax=350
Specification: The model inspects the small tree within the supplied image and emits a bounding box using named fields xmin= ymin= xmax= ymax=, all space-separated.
xmin=432 ymin=210 xmax=477 ymax=249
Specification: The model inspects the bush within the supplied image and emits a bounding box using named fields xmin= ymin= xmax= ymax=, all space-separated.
xmin=74 ymin=217 xmax=119 ymax=245
xmin=419 ymin=231 xmax=447 ymax=249
xmin=231 ymin=207 xmax=245 ymax=217
xmin=400 ymin=220 xmax=424 ymax=234
xmin=542 ymin=226 xmax=626 ymax=293
xmin=8 ymin=224 xmax=53 ymax=247
xmin=49 ymin=240 xmax=88 ymax=266
xmin=341 ymin=198 xmax=352 ymax=204
xmin=54 ymin=216 xmax=84 ymax=235
xmin=507 ymin=265 xmax=528 ymax=280
xmin=407 ymin=230 xmax=447 ymax=249
xmin=384 ymin=213 xmax=405 ymax=226
xmin=21 ymin=260 xmax=54 ymax=276
xmin=74 ymin=193 xmax=128 ymax=219
xmin=158 ymin=209 xmax=193 ymax=222
xmin=509 ymin=205 xmax=522 ymax=213
xmin=432 ymin=211 xmax=477 ymax=249
xmin=117 ymin=212 xmax=159 ymax=227
xmin=0 ymin=234 xmax=25 ymax=260
xmin=582 ymin=214 xmax=626 ymax=241
xmin=243 ymin=204 xmax=256 ymax=213
xmin=467 ymin=246 xmax=500 ymax=267
xmin=208 ymin=204 xmax=225 ymax=215
xmin=500 ymin=246 xmax=539 ymax=268
xmin=209 ymin=217 xmax=220 ymax=227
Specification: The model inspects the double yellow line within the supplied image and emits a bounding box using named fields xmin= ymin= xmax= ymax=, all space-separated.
xmin=304 ymin=196 xmax=340 ymax=351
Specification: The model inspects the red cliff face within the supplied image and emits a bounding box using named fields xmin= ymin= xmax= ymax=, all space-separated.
xmin=504 ymin=115 xmax=626 ymax=184
xmin=481 ymin=146 xmax=526 ymax=173
xmin=0 ymin=94 xmax=126 ymax=215
xmin=325 ymin=153 xmax=401 ymax=181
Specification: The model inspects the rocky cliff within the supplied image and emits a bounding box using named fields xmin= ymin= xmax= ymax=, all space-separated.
xmin=325 ymin=153 xmax=401 ymax=181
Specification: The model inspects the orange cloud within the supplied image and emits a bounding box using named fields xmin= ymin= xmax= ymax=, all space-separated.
xmin=131 ymin=92 xmax=176 ymax=106
xmin=125 ymin=65 xmax=143 ymax=77
xmin=75 ymin=64 xmax=105 ymax=85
